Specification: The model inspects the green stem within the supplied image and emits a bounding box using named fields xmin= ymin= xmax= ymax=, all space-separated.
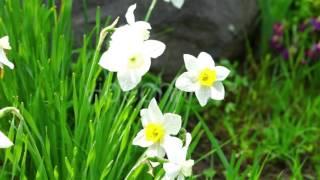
xmin=0 ymin=106 xmax=23 ymax=121
xmin=192 ymin=109 xmax=231 ymax=171
xmin=144 ymin=0 xmax=158 ymax=22
xmin=85 ymin=17 xmax=119 ymax=97
xmin=124 ymin=153 xmax=147 ymax=180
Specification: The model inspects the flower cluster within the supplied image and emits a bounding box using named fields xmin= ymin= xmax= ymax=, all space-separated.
xmin=1 ymin=2 xmax=231 ymax=178
xmin=98 ymin=4 xmax=230 ymax=179
xmin=133 ymin=99 xmax=193 ymax=179
xmin=99 ymin=4 xmax=166 ymax=91
xmin=0 ymin=36 xmax=16 ymax=149
xmin=270 ymin=17 xmax=320 ymax=63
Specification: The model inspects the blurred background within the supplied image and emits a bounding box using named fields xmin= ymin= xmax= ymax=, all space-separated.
xmin=72 ymin=0 xmax=258 ymax=79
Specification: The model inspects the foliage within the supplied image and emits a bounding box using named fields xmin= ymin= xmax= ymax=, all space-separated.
xmin=0 ymin=0 xmax=319 ymax=179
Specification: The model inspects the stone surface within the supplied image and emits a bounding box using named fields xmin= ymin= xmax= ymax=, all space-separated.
xmin=72 ymin=0 xmax=259 ymax=79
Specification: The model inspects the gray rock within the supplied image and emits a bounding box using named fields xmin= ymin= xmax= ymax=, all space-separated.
xmin=72 ymin=0 xmax=259 ymax=79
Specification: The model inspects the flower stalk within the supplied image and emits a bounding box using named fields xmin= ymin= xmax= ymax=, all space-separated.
xmin=144 ymin=0 xmax=158 ymax=22
xmin=0 ymin=106 xmax=23 ymax=121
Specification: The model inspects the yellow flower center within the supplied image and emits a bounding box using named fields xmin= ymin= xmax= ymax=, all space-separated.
xmin=128 ymin=54 xmax=144 ymax=69
xmin=145 ymin=123 xmax=165 ymax=143
xmin=198 ymin=68 xmax=217 ymax=87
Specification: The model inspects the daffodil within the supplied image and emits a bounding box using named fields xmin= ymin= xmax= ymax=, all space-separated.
xmin=175 ymin=52 xmax=230 ymax=106
xmin=163 ymin=0 xmax=185 ymax=9
xmin=163 ymin=133 xmax=194 ymax=180
xmin=133 ymin=98 xmax=182 ymax=158
xmin=0 ymin=36 xmax=14 ymax=74
xmin=99 ymin=4 xmax=166 ymax=91
xmin=0 ymin=106 xmax=23 ymax=149
xmin=110 ymin=4 xmax=152 ymax=45
xmin=0 ymin=130 xmax=13 ymax=148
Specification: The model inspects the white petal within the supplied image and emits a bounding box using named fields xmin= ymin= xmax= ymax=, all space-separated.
xmin=211 ymin=82 xmax=225 ymax=100
xmin=0 ymin=36 xmax=11 ymax=50
xmin=177 ymin=175 xmax=185 ymax=180
xmin=163 ymin=113 xmax=182 ymax=135
xmin=132 ymin=56 xmax=151 ymax=77
xmin=148 ymin=98 xmax=163 ymax=123
xmin=183 ymin=54 xmax=199 ymax=72
xmin=150 ymin=161 xmax=160 ymax=168
xmin=163 ymin=175 xmax=174 ymax=180
xmin=98 ymin=50 xmax=123 ymax=72
xmin=142 ymin=40 xmax=166 ymax=59
xmin=132 ymin=129 xmax=152 ymax=147
xmin=163 ymin=162 xmax=181 ymax=180
xmin=195 ymin=86 xmax=211 ymax=106
xmin=162 ymin=135 xmax=183 ymax=162
xmin=140 ymin=99 xmax=164 ymax=126
xmin=197 ymin=52 xmax=215 ymax=69
xmin=111 ymin=25 xmax=131 ymax=43
xmin=181 ymin=160 xmax=194 ymax=177
xmin=140 ymin=109 xmax=152 ymax=127
xmin=184 ymin=132 xmax=192 ymax=149
xmin=171 ymin=0 xmax=185 ymax=9
xmin=117 ymin=71 xmax=141 ymax=91
xmin=146 ymin=144 xmax=165 ymax=158
xmin=133 ymin=21 xmax=152 ymax=30
xmin=215 ymin=66 xmax=230 ymax=81
xmin=116 ymin=22 xmax=151 ymax=42
xmin=175 ymin=72 xmax=198 ymax=92
xmin=0 ymin=131 xmax=13 ymax=148
xmin=0 ymin=49 xmax=14 ymax=69
xmin=125 ymin=4 xmax=136 ymax=24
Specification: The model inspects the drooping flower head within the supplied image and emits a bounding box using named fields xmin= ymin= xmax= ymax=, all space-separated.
xmin=163 ymin=133 xmax=194 ymax=180
xmin=132 ymin=98 xmax=182 ymax=158
xmin=0 ymin=106 xmax=20 ymax=149
xmin=175 ymin=52 xmax=230 ymax=106
xmin=99 ymin=4 xmax=166 ymax=91
xmin=0 ymin=36 xmax=14 ymax=70
xmin=0 ymin=131 xmax=13 ymax=148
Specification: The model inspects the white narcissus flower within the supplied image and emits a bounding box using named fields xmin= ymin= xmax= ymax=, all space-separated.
xmin=99 ymin=4 xmax=166 ymax=91
xmin=175 ymin=52 xmax=230 ymax=106
xmin=0 ymin=36 xmax=14 ymax=70
xmin=163 ymin=0 xmax=185 ymax=9
xmin=133 ymin=98 xmax=182 ymax=159
xmin=111 ymin=4 xmax=151 ymax=43
xmin=99 ymin=39 xmax=165 ymax=91
xmin=163 ymin=133 xmax=194 ymax=180
xmin=0 ymin=131 xmax=13 ymax=148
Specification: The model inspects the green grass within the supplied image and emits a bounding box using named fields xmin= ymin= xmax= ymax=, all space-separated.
xmin=0 ymin=0 xmax=320 ymax=179
xmin=0 ymin=0 xmax=212 ymax=179
xmin=193 ymin=55 xmax=320 ymax=179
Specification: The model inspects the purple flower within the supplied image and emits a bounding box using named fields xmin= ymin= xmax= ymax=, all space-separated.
xmin=301 ymin=59 xmax=308 ymax=65
xmin=298 ymin=21 xmax=308 ymax=32
xmin=273 ymin=23 xmax=284 ymax=35
xmin=310 ymin=17 xmax=320 ymax=31
xmin=315 ymin=42 xmax=320 ymax=52
xmin=270 ymin=35 xmax=284 ymax=52
xmin=281 ymin=49 xmax=289 ymax=60
xmin=306 ymin=49 xmax=314 ymax=59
